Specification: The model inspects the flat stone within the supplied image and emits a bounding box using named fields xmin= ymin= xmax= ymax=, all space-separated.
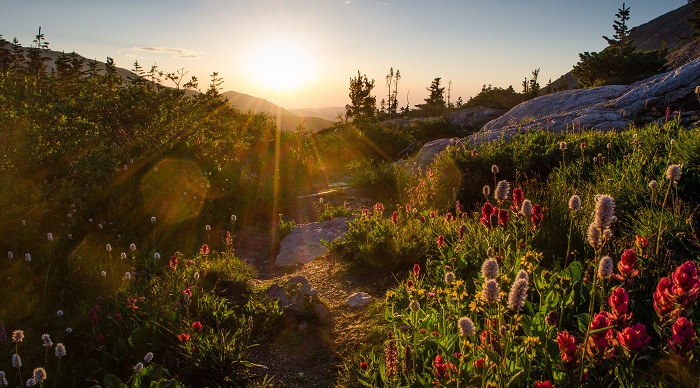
xmin=346 ymin=292 xmax=372 ymax=308
xmin=313 ymin=303 xmax=331 ymax=321
xmin=265 ymin=283 xmax=290 ymax=307
xmin=275 ymin=217 xmax=352 ymax=267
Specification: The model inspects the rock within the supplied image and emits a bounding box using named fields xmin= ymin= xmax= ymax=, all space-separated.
xmin=275 ymin=217 xmax=352 ymax=267
xmin=442 ymin=107 xmax=507 ymax=129
xmin=265 ymin=283 xmax=290 ymax=307
xmin=287 ymin=275 xmax=316 ymax=297
xmin=395 ymin=137 xmax=464 ymax=175
xmin=313 ymin=303 xmax=331 ymax=321
xmin=470 ymin=58 xmax=700 ymax=145
xmin=346 ymin=292 xmax=372 ymax=308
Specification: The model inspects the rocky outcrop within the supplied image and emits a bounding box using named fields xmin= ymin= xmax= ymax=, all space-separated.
xmin=275 ymin=217 xmax=352 ymax=267
xmin=395 ymin=138 xmax=464 ymax=175
xmin=442 ymin=107 xmax=506 ymax=129
xmin=383 ymin=106 xmax=505 ymax=130
xmin=469 ymin=58 xmax=700 ymax=145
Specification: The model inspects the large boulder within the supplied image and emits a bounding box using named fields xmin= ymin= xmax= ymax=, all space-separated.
xmin=396 ymin=138 xmax=464 ymax=175
xmin=275 ymin=217 xmax=352 ymax=267
xmin=442 ymin=107 xmax=507 ymax=129
xmin=470 ymin=58 xmax=700 ymax=145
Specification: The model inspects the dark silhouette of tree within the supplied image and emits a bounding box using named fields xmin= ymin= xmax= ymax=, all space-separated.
xmin=0 ymin=35 xmax=12 ymax=72
xmin=603 ymin=3 xmax=631 ymax=52
xmin=346 ymin=71 xmax=376 ymax=121
xmin=207 ymin=71 xmax=224 ymax=96
xmin=684 ymin=0 xmax=700 ymax=40
xmin=415 ymin=77 xmax=445 ymax=116
xmin=572 ymin=3 xmax=665 ymax=87
xmin=521 ymin=68 xmax=540 ymax=98
xmin=384 ymin=67 xmax=401 ymax=116
xmin=129 ymin=60 xmax=146 ymax=86
xmin=27 ymin=27 xmax=50 ymax=93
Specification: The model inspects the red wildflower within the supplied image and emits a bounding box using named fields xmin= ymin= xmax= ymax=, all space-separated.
xmin=608 ymin=287 xmax=633 ymax=327
xmin=430 ymin=211 xmax=437 ymax=219
xmin=473 ymin=358 xmax=485 ymax=369
xmin=512 ymin=187 xmax=524 ymax=208
xmin=668 ymin=317 xmax=696 ymax=360
xmin=535 ymin=381 xmax=554 ymax=388
xmin=413 ymin=264 xmax=420 ymax=278
xmin=178 ymin=333 xmax=191 ymax=343
xmin=480 ymin=202 xmax=495 ymax=229
xmin=183 ymin=287 xmax=192 ymax=297
xmin=169 ymin=255 xmax=178 ymax=269
xmin=617 ymin=323 xmax=651 ymax=353
xmin=557 ymin=330 xmax=578 ymax=366
xmin=200 ymin=244 xmax=209 ymax=255
xmin=654 ymin=277 xmax=676 ymax=320
xmin=444 ymin=212 xmax=454 ymax=222
xmin=635 ymin=235 xmax=648 ymax=252
xmin=186 ymin=259 xmax=194 ymax=267
xmin=433 ymin=354 xmax=455 ymax=379
xmin=436 ymin=235 xmax=445 ymax=248
xmin=406 ymin=279 xmax=414 ymax=288
xmin=498 ymin=208 xmax=509 ymax=227
xmin=116 ymin=313 xmax=123 ymax=322
xmin=192 ymin=321 xmax=203 ymax=332
xmin=374 ymin=203 xmax=384 ymax=213
xmin=531 ymin=204 xmax=543 ymax=228
xmin=671 ymin=261 xmax=700 ymax=309
xmin=360 ymin=361 xmax=368 ymax=370
xmin=586 ymin=311 xmax=614 ymax=358
xmin=614 ymin=249 xmax=639 ymax=283
xmin=391 ymin=211 xmax=398 ymax=224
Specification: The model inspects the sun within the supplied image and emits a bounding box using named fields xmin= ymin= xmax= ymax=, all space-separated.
xmin=248 ymin=40 xmax=314 ymax=91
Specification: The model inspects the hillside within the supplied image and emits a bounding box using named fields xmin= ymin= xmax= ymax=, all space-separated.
xmin=16 ymin=47 xmax=333 ymax=133
xmin=288 ymin=107 xmax=344 ymax=122
xmin=548 ymin=3 xmax=696 ymax=92
xmin=221 ymin=91 xmax=334 ymax=132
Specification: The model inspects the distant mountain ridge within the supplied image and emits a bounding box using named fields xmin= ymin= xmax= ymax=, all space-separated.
xmin=17 ymin=47 xmax=334 ymax=133
xmin=220 ymin=91 xmax=335 ymax=133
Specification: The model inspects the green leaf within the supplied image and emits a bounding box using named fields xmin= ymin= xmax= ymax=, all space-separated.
xmin=576 ymin=313 xmax=590 ymax=333
xmin=103 ymin=374 xmax=125 ymax=388
xmin=147 ymin=364 xmax=164 ymax=380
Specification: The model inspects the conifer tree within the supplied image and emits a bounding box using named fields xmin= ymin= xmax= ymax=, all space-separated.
xmin=346 ymin=71 xmax=376 ymax=121
xmin=0 ymin=35 xmax=12 ymax=72
xmin=603 ymin=3 xmax=631 ymax=52
xmin=416 ymin=77 xmax=445 ymax=115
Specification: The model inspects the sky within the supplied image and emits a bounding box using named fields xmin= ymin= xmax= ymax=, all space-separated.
xmin=2 ymin=0 xmax=688 ymax=110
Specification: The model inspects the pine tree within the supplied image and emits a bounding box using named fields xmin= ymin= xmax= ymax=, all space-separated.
xmin=207 ymin=71 xmax=224 ymax=96
xmin=685 ymin=0 xmax=700 ymax=40
xmin=346 ymin=71 xmax=376 ymax=121
xmin=0 ymin=35 xmax=12 ymax=72
xmin=572 ymin=3 xmax=665 ymax=87
xmin=603 ymin=3 xmax=632 ymax=52
xmin=129 ymin=60 xmax=146 ymax=86
xmin=416 ymin=77 xmax=445 ymax=115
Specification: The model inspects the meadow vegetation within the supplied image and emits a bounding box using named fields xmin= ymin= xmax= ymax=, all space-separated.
xmin=1 ymin=34 xmax=699 ymax=387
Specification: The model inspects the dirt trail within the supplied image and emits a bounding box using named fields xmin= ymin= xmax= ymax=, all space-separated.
xmin=233 ymin=182 xmax=390 ymax=386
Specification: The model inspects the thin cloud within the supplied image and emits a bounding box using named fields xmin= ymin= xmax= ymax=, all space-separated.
xmin=134 ymin=46 xmax=199 ymax=59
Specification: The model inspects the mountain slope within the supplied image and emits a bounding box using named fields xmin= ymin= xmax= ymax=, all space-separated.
xmin=220 ymin=91 xmax=334 ymax=133
xmin=18 ymin=47 xmax=333 ymax=133
xmin=548 ymin=3 xmax=695 ymax=92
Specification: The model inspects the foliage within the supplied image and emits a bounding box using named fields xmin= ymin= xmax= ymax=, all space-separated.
xmin=463 ymin=85 xmax=523 ymax=110
xmin=336 ymin=121 xmax=700 ymax=386
xmin=346 ymin=71 xmax=377 ymax=122
xmin=572 ymin=3 xmax=666 ymax=87
xmin=415 ymin=77 xmax=447 ymax=116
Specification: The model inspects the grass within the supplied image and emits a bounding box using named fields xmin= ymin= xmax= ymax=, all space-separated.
xmin=333 ymin=120 xmax=700 ymax=387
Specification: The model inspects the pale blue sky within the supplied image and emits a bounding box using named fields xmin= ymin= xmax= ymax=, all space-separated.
xmin=2 ymin=0 xmax=687 ymax=109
